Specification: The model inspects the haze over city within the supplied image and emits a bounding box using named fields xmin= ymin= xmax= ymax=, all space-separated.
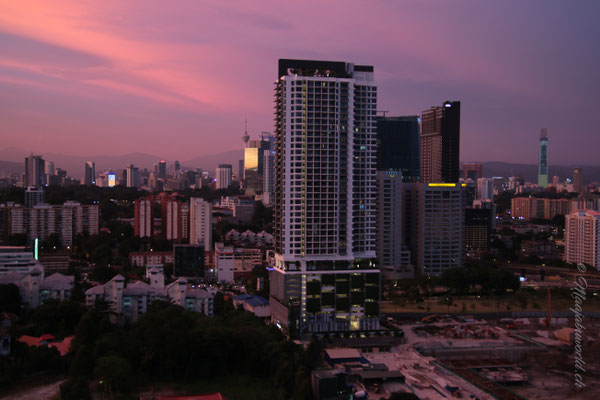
xmin=1 ymin=0 xmax=599 ymax=164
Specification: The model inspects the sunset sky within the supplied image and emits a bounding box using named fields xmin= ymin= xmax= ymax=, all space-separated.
xmin=0 ymin=0 xmax=598 ymax=164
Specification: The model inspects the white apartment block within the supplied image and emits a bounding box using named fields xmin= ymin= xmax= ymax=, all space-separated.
xmin=190 ymin=198 xmax=212 ymax=250
xmin=270 ymin=59 xmax=380 ymax=336
xmin=85 ymin=271 xmax=214 ymax=321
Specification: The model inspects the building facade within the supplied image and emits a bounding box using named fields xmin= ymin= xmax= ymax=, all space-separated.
xmin=270 ymin=59 xmax=380 ymax=337
xmin=538 ymin=129 xmax=549 ymax=188
xmin=564 ymin=210 xmax=600 ymax=269
xmin=189 ymin=198 xmax=212 ymax=251
xmin=420 ymin=101 xmax=461 ymax=183
xmin=376 ymin=116 xmax=420 ymax=182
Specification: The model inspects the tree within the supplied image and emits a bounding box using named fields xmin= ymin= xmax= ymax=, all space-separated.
xmin=0 ymin=284 xmax=21 ymax=314
xmin=94 ymin=355 xmax=135 ymax=395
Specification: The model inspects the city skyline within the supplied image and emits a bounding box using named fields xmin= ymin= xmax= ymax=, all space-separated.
xmin=1 ymin=1 xmax=599 ymax=165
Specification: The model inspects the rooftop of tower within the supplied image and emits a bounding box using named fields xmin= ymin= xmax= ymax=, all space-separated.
xmin=278 ymin=58 xmax=373 ymax=79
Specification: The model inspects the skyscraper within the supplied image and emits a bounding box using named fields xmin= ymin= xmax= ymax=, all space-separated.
xmin=24 ymin=154 xmax=45 ymax=188
xmin=573 ymin=168 xmax=585 ymax=193
xmin=189 ymin=198 xmax=212 ymax=251
xmin=538 ymin=129 xmax=548 ymax=188
xmin=270 ymin=59 xmax=380 ymax=336
xmin=404 ymin=183 xmax=466 ymax=276
xmin=158 ymin=160 xmax=167 ymax=180
xmin=216 ymin=164 xmax=233 ymax=189
xmin=84 ymin=161 xmax=96 ymax=186
xmin=126 ymin=164 xmax=138 ymax=188
xmin=375 ymin=116 xmax=420 ymax=182
xmin=565 ymin=210 xmax=600 ymax=270
xmin=420 ymin=101 xmax=461 ymax=183
xmin=244 ymin=138 xmax=270 ymax=195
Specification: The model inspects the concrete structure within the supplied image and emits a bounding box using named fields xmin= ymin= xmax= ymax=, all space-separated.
xmin=7 ymin=202 xmax=99 ymax=246
xmin=270 ymin=59 xmax=380 ymax=336
xmin=134 ymin=195 xmax=154 ymax=238
xmin=404 ymin=183 xmax=466 ymax=276
xmin=564 ymin=210 xmax=600 ymax=269
xmin=215 ymin=164 xmax=232 ymax=189
xmin=573 ymin=168 xmax=585 ymax=193
xmin=463 ymin=163 xmax=482 ymax=182
xmin=85 ymin=272 xmax=214 ymax=321
xmin=0 ymin=269 xmax=74 ymax=309
xmin=538 ymin=129 xmax=548 ymax=188
xmin=84 ymin=161 xmax=95 ymax=186
xmin=173 ymin=244 xmax=204 ymax=278
xmin=214 ymin=242 xmax=263 ymax=282
xmin=126 ymin=164 xmax=138 ymax=188
xmin=0 ymin=246 xmax=42 ymax=275
xmin=377 ymin=171 xmax=413 ymax=280
xmin=511 ymin=197 xmax=571 ymax=220
xmin=232 ymin=294 xmax=270 ymax=318
xmin=376 ymin=116 xmax=420 ymax=182
xmin=24 ymin=154 xmax=45 ymax=188
xmin=190 ymin=198 xmax=212 ymax=250
xmin=420 ymin=101 xmax=461 ymax=183
xmin=129 ymin=251 xmax=174 ymax=267
xmin=25 ymin=187 xmax=45 ymax=207
xmin=477 ymin=177 xmax=494 ymax=201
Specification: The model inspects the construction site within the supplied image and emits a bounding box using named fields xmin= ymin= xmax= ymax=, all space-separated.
xmin=312 ymin=314 xmax=600 ymax=399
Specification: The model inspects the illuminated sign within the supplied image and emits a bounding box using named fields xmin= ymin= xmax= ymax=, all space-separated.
xmin=108 ymin=173 xmax=116 ymax=187
xmin=428 ymin=183 xmax=456 ymax=187
xmin=444 ymin=103 xmax=452 ymax=108
xmin=34 ymin=238 xmax=38 ymax=260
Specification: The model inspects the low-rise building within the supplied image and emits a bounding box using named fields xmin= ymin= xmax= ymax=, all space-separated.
xmin=0 ymin=269 xmax=74 ymax=309
xmin=129 ymin=251 xmax=174 ymax=267
xmin=232 ymin=294 xmax=270 ymax=318
xmin=85 ymin=271 xmax=214 ymax=321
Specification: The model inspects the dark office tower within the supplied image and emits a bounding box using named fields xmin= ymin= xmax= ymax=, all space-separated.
xmin=462 ymin=163 xmax=482 ymax=182
xmin=465 ymin=208 xmax=494 ymax=255
xmin=376 ymin=116 xmax=420 ymax=182
xmin=84 ymin=161 xmax=96 ymax=186
xmin=270 ymin=59 xmax=380 ymax=337
xmin=174 ymin=244 xmax=204 ymax=278
xmin=420 ymin=101 xmax=461 ymax=183
xmin=238 ymin=160 xmax=244 ymax=182
xmin=538 ymin=129 xmax=548 ymax=188
xmin=158 ymin=160 xmax=167 ymax=180
xmin=174 ymin=160 xmax=180 ymax=172
xmin=574 ymin=168 xmax=585 ymax=193
xmin=24 ymin=154 xmax=45 ymax=187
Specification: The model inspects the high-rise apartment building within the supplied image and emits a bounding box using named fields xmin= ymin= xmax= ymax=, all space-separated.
xmin=7 ymin=202 xmax=98 ymax=246
xmin=270 ymin=59 xmax=380 ymax=337
xmin=420 ymin=101 xmax=460 ymax=183
xmin=126 ymin=164 xmax=139 ymax=188
xmin=216 ymin=164 xmax=233 ymax=189
xmin=84 ymin=161 xmax=96 ymax=186
xmin=538 ymin=129 xmax=548 ymax=188
xmin=565 ymin=210 xmax=600 ymax=270
xmin=24 ymin=154 xmax=45 ymax=188
xmin=574 ymin=168 xmax=585 ymax=193
xmin=403 ymin=183 xmax=465 ymax=276
xmin=134 ymin=195 xmax=154 ymax=238
xmin=375 ymin=116 xmax=420 ymax=182
xmin=189 ymin=198 xmax=212 ymax=251
xmin=377 ymin=171 xmax=413 ymax=279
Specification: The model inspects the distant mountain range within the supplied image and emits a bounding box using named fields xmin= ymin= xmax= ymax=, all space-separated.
xmin=0 ymin=147 xmax=244 ymax=179
xmin=0 ymin=146 xmax=597 ymax=183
